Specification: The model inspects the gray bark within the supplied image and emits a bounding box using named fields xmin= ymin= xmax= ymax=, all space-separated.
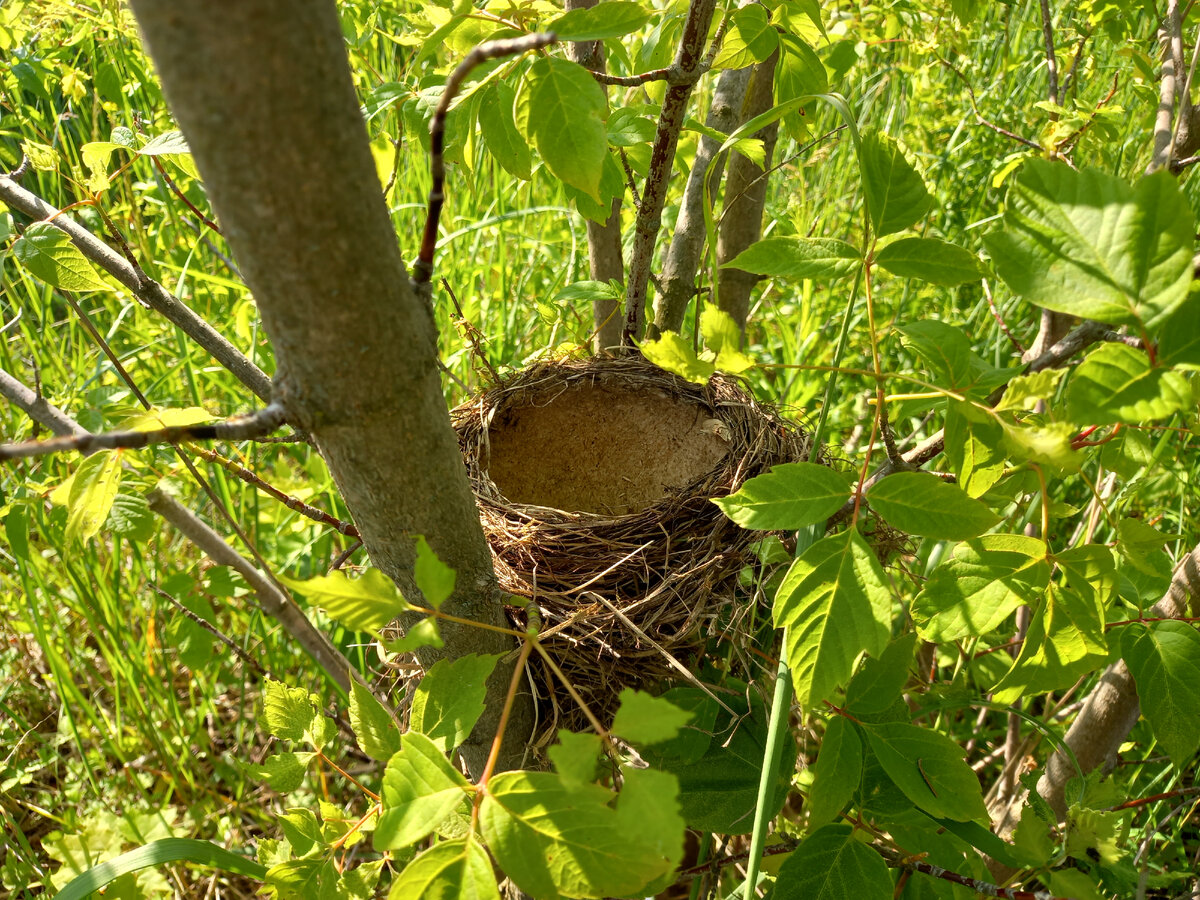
xmin=565 ymin=0 xmax=626 ymax=355
xmin=715 ymin=50 xmax=779 ymax=337
xmin=1034 ymin=543 xmax=1200 ymax=821
xmin=127 ymin=0 xmax=531 ymax=774
xmin=649 ymin=65 xmax=751 ymax=338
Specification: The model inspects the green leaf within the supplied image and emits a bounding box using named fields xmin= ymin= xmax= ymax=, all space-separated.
xmin=944 ymin=402 xmax=1006 ymax=498
xmin=106 ymin=492 xmax=155 ymax=540
xmin=382 ymin=617 xmax=444 ymax=653
xmin=1011 ymin=804 xmax=1055 ymax=867
xmin=81 ymin=141 xmax=120 ymax=192
xmin=387 ymin=838 xmax=499 ymax=900
xmin=244 ymin=751 xmax=314 ymax=793
xmin=913 ymin=535 xmax=1050 ymax=642
xmin=875 ymin=237 xmax=985 ymax=285
xmin=1056 ymin=543 xmax=1117 ymax=608
xmin=13 ymin=222 xmax=111 ymax=291
xmin=1117 ymin=517 xmax=1173 ymax=577
xmin=982 ymin=162 xmax=1194 ymax=331
xmin=699 ymin=306 xmax=755 ymax=373
xmin=866 ymin=471 xmax=1001 ymax=541
xmin=774 ymin=529 xmax=893 ymax=708
xmin=611 ymin=689 xmax=693 ymax=745
xmin=1001 ymin=419 xmax=1081 ymax=472
xmin=990 ymin=583 xmax=1108 ymax=704
xmin=547 ymin=1 xmax=650 ymax=40
xmin=714 ymin=462 xmax=851 ymax=530
xmin=1158 ymin=287 xmax=1200 ymax=367
xmin=1120 ymin=621 xmax=1200 ymax=766
xmin=281 ymin=567 xmax=409 ymax=632
xmin=1065 ymin=342 xmax=1190 ymax=425
xmin=415 ymin=536 xmax=455 ymax=608
xmin=639 ymin=330 xmax=715 ymax=384
xmin=772 ymin=825 xmax=893 ymax=900
xmin=898 ymin=321 xmax=1011 ymax=395
xmin=65 ymin=449 xmax=122 ymax=544
xmin=480 ymin=768 xmax=683 ymax=899
xmin=137 ymin=130 xmax=191 ymax=155
xmin=859 ymin=130 xmax=933 ymax=237
xmin=722 ymin=236 xmax=861 ymax=281
xmin=643 ymin=686 xmax=793 ymax=833
xmin=478 ymin=81 xmax=530 ymax=180
xmin=775 ymin=33 xmax=828 ymax=104
xmin=376 ymin=732 xmax=470 ymax=851
xmin=349 ymin=678 xmax=400 ymax=762
xmin=996 ymin=369 xmax=1066 ymax=412
xmin=547 ymin=731 xmax=602 ymax=789
xmin=806 ymin=717 xmax=863 ymax=827
xmin=261 ymin=680 xmax=318 ymax=743
xmin=410 ymin=653 xmax=502 ymax=753
xmin=845 ymin=633 xmax=918 ymax=716
xmin=607 ymin=106 xmax=657 ymax=146
xmin=863 ymin=722 xmax=989 ymax=822
xmin=712 ymin=4 xmax=779 ymax=69
xmin=516 ymin=57 xmax=607 ymax=202
xmin=277 ymin=807 xmax=322 ymax=857
xmin=54 ymin=839 xmax=267 ymax=900
xmin=21 ymin=139 xmax=59 ymax=171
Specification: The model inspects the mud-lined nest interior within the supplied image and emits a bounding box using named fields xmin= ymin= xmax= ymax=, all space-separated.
xmin=452 ymin=357 xmax=812 ymax=739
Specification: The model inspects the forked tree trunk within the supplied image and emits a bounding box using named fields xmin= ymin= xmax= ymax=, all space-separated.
xmin=127 ymin=0 xmax=532 ymax=774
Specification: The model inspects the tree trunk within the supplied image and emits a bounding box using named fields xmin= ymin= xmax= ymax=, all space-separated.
xmin=716 ymin=50 xmax=780 ymax=337
xmin=127 ymin=0 xmax=532 ymax=775
xmin=649 ymin=65 xmax=752 ymax=338
xmin=565 ymin=0 xmax=626 ymax=355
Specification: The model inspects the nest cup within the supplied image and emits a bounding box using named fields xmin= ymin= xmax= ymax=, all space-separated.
xmin=452 ymin=357 xmax=811 ymax=739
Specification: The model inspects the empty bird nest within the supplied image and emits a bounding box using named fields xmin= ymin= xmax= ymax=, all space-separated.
xmin=451 ymin=356 xmax=815 ymax=741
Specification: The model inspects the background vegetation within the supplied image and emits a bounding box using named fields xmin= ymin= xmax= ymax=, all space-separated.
xmin=2 ymin=0 xmax=1199 ymax=898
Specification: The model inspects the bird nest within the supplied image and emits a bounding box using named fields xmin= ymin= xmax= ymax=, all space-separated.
xmin=451 ymin=357 xmax=813 ymax=739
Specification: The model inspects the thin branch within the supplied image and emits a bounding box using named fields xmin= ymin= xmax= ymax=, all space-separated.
xmin=412 ymin=32 xmax=558 ymax=289
xmin=829 ymin=318 xmax=1117 ymax=525
xmin=186 ymin=442 xmax=359 ymax=537
xmin=0 ymin=175 xmax=272 ymax=402
xmin=0 ymin=366 xmax=90 ymax=439
xmin=939 ymin=60 xmax=1044 ymax=151
xmin=152 ymin=584 xmax=267 ymax=677
xmin=1038 ymin=0 xmax=1059 ymax=107
xmin=1148 ymin=0 xmax=1183 ymax=173
xmin=652 ymin=64 xmax=752 ymax=336
xmin=441 ymin=277 xmax=499 ymax=383
xmin=147 ymin=487 xmax=393 ymax=714
xmin=6 ymin=155 xmax=31 ymax=180
xmin=887 ymin=854 xmax=1069 ymax=900
xmin=0 ymin=402 xmax=286 ymax=460
xmin=623 ymin=0 xmax=719 ymax=345
xmin=591 ymin=66 xmax=679 ymax=87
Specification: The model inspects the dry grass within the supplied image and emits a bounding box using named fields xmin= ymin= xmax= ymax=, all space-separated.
xmin=452 ymin=357 xmax=814 ymax=736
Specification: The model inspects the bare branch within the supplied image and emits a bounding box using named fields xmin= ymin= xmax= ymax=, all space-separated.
xmin=152 ymin=584 xmax=267 ymax=677
xmin=1038 ymin=0 xmax=1059 ymax=107
xmin=0 ymin=366 xmax=90 ymax=439
xmin=147 ymin=487 xmax=394 ymax=716
xmin=0 ymin=402 xmax=286 ymax=460
xmin=1148 ymin=0 xmax=1183 ymax=173
xmin=716 ymin=49 xmax=780 ymax=335
xmin=652 ymin=64 xmax=752 ymax=336
xmin=186 ymin=442 xmax=360 ymax=537
xmin=993 ymin=542 xmax=1200 ymax=835
xmin=412 ymin=32 xmax=558 ymax=290
xmin=566 ymin=0 xmax=625 ymax=355
xmin=623 ymin=0 xmax=719 ymax=345
xmin=939 ymin=60 xmax=1044 ymax=152
xmin=0 ymin=175 xmax=272 ymax=402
